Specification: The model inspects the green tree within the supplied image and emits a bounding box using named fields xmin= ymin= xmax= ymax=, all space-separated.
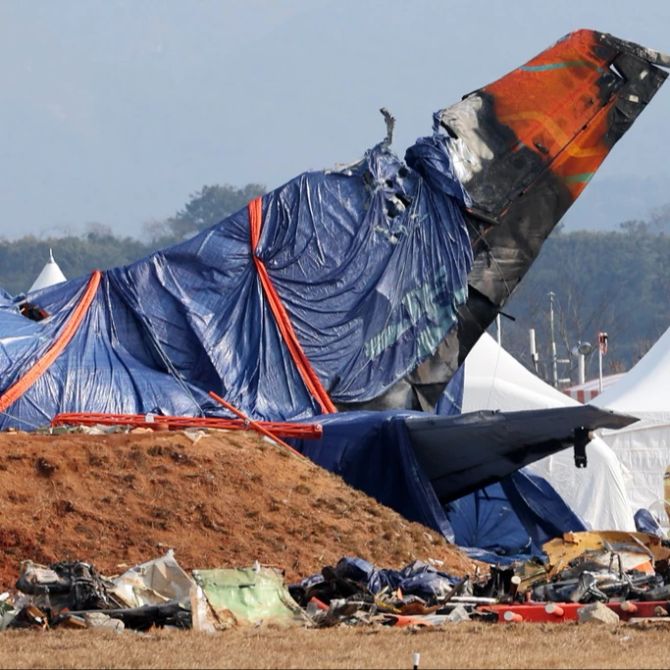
xmin=156 ymin=183 xmax=265 ymax=242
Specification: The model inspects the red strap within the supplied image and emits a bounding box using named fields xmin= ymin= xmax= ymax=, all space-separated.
xmin=0 ymin=270 xmax=102 ymax=414
xmin=51 ymin=411 xmax=323 ymax=440
xmin=209 ymin=391 xmax=305 ymax=458
xmin=248 ymin=197 xmax=336 ymax=414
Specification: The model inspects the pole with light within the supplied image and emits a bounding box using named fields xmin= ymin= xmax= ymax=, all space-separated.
xmin=598 ymin=332 xmax=608 ymax=393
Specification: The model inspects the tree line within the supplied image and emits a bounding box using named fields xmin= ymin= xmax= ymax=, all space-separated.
xmin=503 ymin=222 xmax=670 ymax=382
xmin=1 ymin=183 xmax=668 ymax=384
xmin=0 ymin=183 xmax=264 ymax=296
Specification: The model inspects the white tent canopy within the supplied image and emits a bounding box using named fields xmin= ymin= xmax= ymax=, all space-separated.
xmin=564 ymin=373 xmax=625 ymax=404
xmin=28 ymin=249 xmax=67 ymax=294
xmin=595 ymin=326 xmax=670 ymax=526
xmin=596 ymin=326 xmax=670 ymax=423
xmin=460 ymin=333 xmax=579 ymax=413
xmin=459 ymin=333 xmax=635 ymax=531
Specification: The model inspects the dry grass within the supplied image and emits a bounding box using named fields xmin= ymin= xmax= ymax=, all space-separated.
xmin=1 ymin=623 xmax=670 ymax=669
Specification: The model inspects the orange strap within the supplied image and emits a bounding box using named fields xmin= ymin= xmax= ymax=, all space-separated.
xmin=0 ymin=270 xmax=102 ymax=414
xmin=248 ymin=197 xmax=336 ymax=414
xmin=209 ymin=391 xmax=305 ymax=458
xmin=51 ymin=411 xmax=323 ymax=440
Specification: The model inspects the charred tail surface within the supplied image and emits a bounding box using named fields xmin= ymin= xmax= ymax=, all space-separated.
xmin=449 ymin=29 xmax=668 ymax=357
xmin=359 ymin=29 xmax=669 ymax=411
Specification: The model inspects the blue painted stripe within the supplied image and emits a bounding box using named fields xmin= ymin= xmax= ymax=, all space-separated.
xmin=521 ymin=60 xmax=606 ymax=74
xmin=564 ymin=172 xmax=595 ymax=184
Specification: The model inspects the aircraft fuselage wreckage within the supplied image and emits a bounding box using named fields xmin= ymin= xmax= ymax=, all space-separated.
xmin=0 ymin=30 xmax=666 ymax=434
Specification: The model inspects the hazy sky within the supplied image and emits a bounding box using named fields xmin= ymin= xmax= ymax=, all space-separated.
xmin=1 ymin=0 xmax=669 ymax=239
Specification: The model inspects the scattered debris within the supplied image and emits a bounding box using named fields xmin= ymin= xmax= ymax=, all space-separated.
xmin=16 ymin=559 xmax=120 ymax=611
xmin=0 ymin=553 xmax=486 ymax=633
xmin=82 ymin=612 xmax=125 ymax=632
xmin=524 ymin=532 xmax=670 ymax=604
xmin=111 ymin=550 xmax=194 ymax=609
xmin=5 ymin=528 xmax=670 ymax=634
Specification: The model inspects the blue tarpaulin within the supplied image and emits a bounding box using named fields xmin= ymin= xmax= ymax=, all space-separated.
xmin=292 ymin=407 xmax=604 ymax=551
xmin=447 ymin=482 xmax=533 ymax=557
xmin=447 ymin=471 xmax=587 ymax=560
xmin=332 ymin=556 xmax=456 ymax=599
xmin=295 ymin=410 xmax=455 ymax=541
xmin=0 ymin=136 xmax=472 ymax=429
xmin=501 ymin=470 xmax=586 ymax=549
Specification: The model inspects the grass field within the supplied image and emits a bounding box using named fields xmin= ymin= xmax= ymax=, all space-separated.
xmin=1 ymin=623 xmax=669 ymax=669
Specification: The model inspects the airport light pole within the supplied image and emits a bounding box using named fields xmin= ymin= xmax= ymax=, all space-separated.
xmin=598 ymin=332 xmax=608 ymax=393
xmin=549 ymin=292 xmax=558 ymax=386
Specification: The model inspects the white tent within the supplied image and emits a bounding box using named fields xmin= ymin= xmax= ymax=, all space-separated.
xmin=595 ymin=326 xmax=670 ymax=525
xmin=596 ymin=327 xmax=670 ymax=423
xmin=28 ymin=249 xmax=67 ymax=293
xmin=564 ymin=373 xmax=625 ymax=404
xmin=460 ymin=333 xmax=579 ymax=413
xmin=459 ymin=333 xmax=635 ymax=531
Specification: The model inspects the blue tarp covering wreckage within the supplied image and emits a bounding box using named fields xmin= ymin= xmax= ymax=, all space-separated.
xmin=0 ymin=30 xmax=666 ymax=557
xmin=1 ymin=29 xmax=666 ymax=430
xmin=292 ymin=408 xmax=626 ymax=560
xmin=0 ymin=134 xmax=472 ymax=429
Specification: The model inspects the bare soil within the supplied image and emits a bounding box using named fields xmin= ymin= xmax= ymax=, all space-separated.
xmin=1 ymin=623 xmax=670 ymax=669
xmin=0 ymin=429 xmax=473 ymax=588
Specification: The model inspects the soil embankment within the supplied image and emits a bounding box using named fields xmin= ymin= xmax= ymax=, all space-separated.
xmin=0 ymin=429 xmax=472 ymax=587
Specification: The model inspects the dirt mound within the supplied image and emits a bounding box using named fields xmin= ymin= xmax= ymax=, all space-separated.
xmin=0 ymin=430 xmax=473 ymax=587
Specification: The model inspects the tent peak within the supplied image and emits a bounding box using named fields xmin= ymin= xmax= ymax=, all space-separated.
xmin=28 ymin=250 xmax=67 ymax=293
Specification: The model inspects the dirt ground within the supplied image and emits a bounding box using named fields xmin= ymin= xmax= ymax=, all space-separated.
xmin=1 ymin=623 xmax=670 ymax=669
xmin=0 ymin=429 xmax=473 ymax=587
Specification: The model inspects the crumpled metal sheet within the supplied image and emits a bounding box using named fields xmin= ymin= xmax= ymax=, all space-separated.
xmin=543 ymin=530 xmax=670 ymax=579
xmin=111 ymin=549 xmax=194 ymax=609
xmin=345 ymin=30 xmax=670 ymax=409
xmin=191 ymin=566 xmax=305 ymax=630
xmin=511 ymin=529 xmax=670 ymax=599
